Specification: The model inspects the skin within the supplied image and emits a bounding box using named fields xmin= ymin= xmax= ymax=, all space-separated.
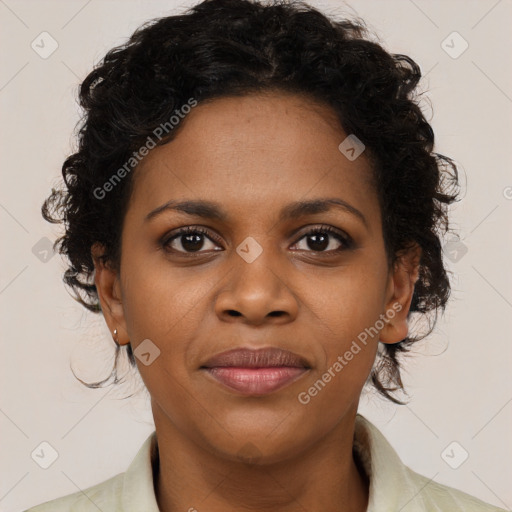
xmin=92 ymin=91 xmax=421 ymax=512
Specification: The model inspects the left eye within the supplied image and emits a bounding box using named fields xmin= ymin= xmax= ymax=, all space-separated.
xmin=291 ymin=227 xmax=351 ymax=253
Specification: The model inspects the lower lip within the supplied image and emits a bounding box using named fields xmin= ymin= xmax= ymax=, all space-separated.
xmin=202 ymin=366 xmax=308 ymax=396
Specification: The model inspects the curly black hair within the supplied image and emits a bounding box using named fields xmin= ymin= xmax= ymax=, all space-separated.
xmin=42 ymin=0 xmax=459 ymax=403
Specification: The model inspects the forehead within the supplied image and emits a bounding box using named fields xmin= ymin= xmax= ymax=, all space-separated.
xmin=127 ymin=92 xmax=379 ymax=228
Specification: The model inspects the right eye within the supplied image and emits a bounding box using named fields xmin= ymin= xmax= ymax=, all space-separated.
xmin=161 ymin=226 xmax=224 ymax=254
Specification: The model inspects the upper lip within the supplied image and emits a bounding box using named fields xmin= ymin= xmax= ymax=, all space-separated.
xmin=201 ymin=347 xmax=311 ymax=369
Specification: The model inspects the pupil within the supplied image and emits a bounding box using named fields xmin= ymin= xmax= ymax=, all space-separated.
xmin=308 ymin=233 xmax=328 ymax=251
xmin=182 ymin=233 xmax=204 ymax=252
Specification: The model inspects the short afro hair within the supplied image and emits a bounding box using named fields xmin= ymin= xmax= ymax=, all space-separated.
xmin=43 ymin=0 xmax=459 ymax=403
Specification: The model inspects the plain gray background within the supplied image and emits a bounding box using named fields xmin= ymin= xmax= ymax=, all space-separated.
xmin=1 ymin=0 xmax=511 ymax=511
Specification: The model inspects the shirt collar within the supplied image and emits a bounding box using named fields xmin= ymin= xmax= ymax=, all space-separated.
xmin=119 ymin=413 xmax=426 ymax=511
xmin=121 ymin=428 xmax=160 ymax=511
xmin=353 ymin=413 xmax=446 ymax=511
xmin=353 ymin=413 xmax=408 ymax=511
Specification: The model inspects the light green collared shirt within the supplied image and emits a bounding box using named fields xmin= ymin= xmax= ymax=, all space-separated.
xmin=24 ymin=414 xmax=506 ymax=511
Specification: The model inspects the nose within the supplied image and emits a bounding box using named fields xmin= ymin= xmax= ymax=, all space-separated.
xmin=214 ymin=242 xmax=299 ymax=326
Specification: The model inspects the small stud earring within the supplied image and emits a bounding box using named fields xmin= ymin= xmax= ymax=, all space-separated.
xmin=113 ymin=328 xmax=120 ymax=346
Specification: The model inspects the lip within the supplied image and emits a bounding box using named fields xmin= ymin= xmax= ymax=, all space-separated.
xmin=200 ymin=347 xmax=311 ymax=396
xmin=201 ymin=347 xmax=311 ymax=369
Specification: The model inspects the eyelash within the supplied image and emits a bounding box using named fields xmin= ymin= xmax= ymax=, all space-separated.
xmin=160 ymin=225 xmax=354 ymax=256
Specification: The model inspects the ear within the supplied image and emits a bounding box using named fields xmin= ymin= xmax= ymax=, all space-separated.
xmin=379 ymin=242 xmax=422 ymax=344
xmin=91 ymin=243 xmax=129 ymax=346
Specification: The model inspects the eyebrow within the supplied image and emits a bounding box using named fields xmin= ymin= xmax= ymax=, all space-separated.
xmin=145 ymin=197 xmax=367 ymax=227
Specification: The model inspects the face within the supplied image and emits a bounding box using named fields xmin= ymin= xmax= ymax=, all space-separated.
xmin=94 ymin=91 xmax=419 ymax=463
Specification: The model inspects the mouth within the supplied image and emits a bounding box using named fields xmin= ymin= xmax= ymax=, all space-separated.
xmin=200 ymin=347 xmax=311 ymax=396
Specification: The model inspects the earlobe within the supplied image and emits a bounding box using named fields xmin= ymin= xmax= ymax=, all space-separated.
xmin=379 ymin=243 xmax=422 ymax=345
xmin=91 ymin=243 xmax=129 ymax=346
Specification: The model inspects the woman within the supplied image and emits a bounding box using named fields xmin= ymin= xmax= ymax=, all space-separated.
xmin=25 ymin=0 xmax=505 ymax=510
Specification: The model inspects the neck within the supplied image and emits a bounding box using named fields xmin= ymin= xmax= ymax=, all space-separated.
xmin=152 ymin=403 xmax=369 ymax=512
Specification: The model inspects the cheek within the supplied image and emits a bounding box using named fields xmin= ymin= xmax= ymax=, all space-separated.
xmin=299 ymin=259 xmax=387 ymax=388
xmin=322 ymin=291 xmax=386 ymax=354
xmin=296 ymin=294 xmax=382 ymax=417
xmin=120 ymin=254 xmax=205 ymax=342
xmin=119 ymin=256 xmax=215 ymax=395
xmin=307 ymin=258 xmax=388 ymax=339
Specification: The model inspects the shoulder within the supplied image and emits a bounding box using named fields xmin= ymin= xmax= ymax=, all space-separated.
xmin=354 ymin=414 xmax=506 ymax=512
xmin=401 ymin=465 xmax=507 ymax=511
xmin=23 ymin=430 xmax=159 ymax=512
xmin=22 ymin=473 xmax=124 ymax=512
